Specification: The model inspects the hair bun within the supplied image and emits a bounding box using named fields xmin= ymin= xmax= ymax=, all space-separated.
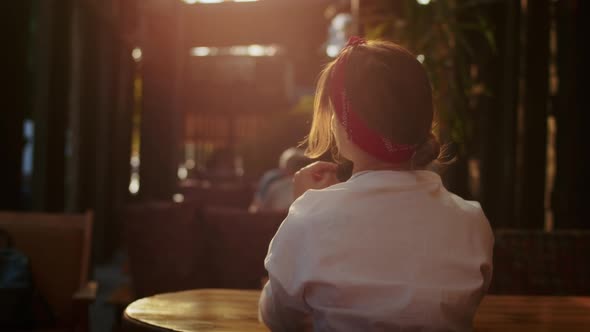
xmin=411 ymin=134 xmax=441 ymax=169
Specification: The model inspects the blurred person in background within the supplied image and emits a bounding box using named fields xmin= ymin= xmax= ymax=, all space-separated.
xmin=203 ymin=147 xmax=242 ymax=185
xmin=250 ymin=148 xmax=311 ymax=212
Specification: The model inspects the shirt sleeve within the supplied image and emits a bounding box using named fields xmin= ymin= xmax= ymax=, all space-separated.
xmin=258 ymin=203 xmax=316 ymax=330
xmin=481 ymin=219 xmax=495 ymax=294
xmin=259 ymin=278 xmax=310 ymax=331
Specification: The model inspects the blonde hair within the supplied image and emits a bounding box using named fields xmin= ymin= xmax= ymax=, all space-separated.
xmin=305 ymin=60 xmax=338 ymax=159
xmin=304 ymin=40 xmax=444 ymax=169
xmin=279 ymin=147 xmax=310 ymax=173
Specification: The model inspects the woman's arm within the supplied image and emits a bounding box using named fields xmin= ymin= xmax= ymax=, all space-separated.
xmin=259 ymin=194 xmax=323 ymax=331
xmin=293 ymin=161 xmax=340 ymax=200
xmin=259 ymin=277 xmax=310 ymax=331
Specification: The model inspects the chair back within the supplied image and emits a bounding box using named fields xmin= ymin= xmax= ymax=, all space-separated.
xmin=202 ymin=207 xmax=286 ymax=289
xmin=180 ymin=183 xmax=254 ymax=209
xmin=491 ymin=229 xmax=590 ymax=295
xmin=0 ymin=211 xmax=93 ymax=326
xmin=124 ymin=201 xmax=205 ymax=298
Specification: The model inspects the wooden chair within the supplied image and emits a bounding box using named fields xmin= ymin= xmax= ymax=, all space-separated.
xmin=124 ymin=201 xmax=206 ymax=298
xmin=202 ymin=207 xmax=286 ymax=289
xmin=179 ymin=183 xmax=254 ymax=209
xmin=0 ymin=211 xmax=96 ymax=332
xmin=113 ymin=204 xmax=285 ymax=327
xmin=110 ymin=201 xmax=205 ymax=330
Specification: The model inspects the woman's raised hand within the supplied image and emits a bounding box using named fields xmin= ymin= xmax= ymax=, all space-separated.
xmin=293 ymin=161 xmax=340 ymax=200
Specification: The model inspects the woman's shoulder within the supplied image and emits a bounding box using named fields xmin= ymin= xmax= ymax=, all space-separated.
xmin=447 ymin=193 xmax=494 ymax=244
xmin=448 ymin=193 xmax=488 ymax=219
xmin=268 ymin=185 xmax=348 ymax=242
xmin=290 ymin=182 xmax=351 ymax=214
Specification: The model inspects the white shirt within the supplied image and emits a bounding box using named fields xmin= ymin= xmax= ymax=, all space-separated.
xmin=259 ymin=170 xmax=493 ymax=332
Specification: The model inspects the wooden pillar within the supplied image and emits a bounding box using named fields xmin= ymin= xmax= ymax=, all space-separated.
xmin=554 ymin=0 xmax=588 ymax=229
xmin=75 ymin=3 xmax=99 ymax=214
xmin=72 ymin=0 xmax=131 ymax=260
xmin=31 ymin=0 xmax=72 ymax=212
xmin=139 ymin=3 xmax=182 ymax=200
xmin=479 ymin=0 xmax=520 ymax=228
xmin=109 ymin=44 xmax=134 ymax=251
xmin=517 ymin=0 xmax=550 ymax=228
xmin=552 ymin=0 xmax=577 ymax=228
xmin=45 ymin=0 xmax=72 ymax=212
xmin=107 ymin=0 xmax=138 ymax=253
xmin=66 ymin=1 xmax=82 ymax=213
xmin=99 ymin=3 xmax=137 ymax=258
xmin=0 ymin=2 xmax=32 ymax=210
xmin=65 ymin=0 xmax=138 ymax=259
xmin=575 ymin=0 xmax=590 ymax=229
xmin=351 ymin=0 xmax=361 ymax=35
xmin=553 ymin=0 xmax=590 ymax=229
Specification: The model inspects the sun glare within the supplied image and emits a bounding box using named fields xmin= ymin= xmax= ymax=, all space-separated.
xmin=191 ymin=45 xmax=279 ymax=57
xmin=183 ymin=0 xmax=259 ymax=4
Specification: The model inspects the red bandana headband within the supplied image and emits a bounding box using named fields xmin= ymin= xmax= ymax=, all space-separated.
xmin=330 ymin=36 xmax=417 ymax=163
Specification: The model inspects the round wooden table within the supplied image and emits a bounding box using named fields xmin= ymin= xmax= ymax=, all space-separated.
xmin=124 ymin=289 xmax=590 ymax=332
xmin=123 ymin=289 xmax=267 ymax=332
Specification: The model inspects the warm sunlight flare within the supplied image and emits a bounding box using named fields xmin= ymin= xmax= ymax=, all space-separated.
xmin=326 ymin=44 xmax=340 ymax=58
xmin=183 ymin=0 xmax=258 ymax=4
xmin=131 ymin=47 xmax=142 ymax=62
xmin=128 ymin=173 xmax=140 ymax=195
xmin=172 ymin=193 xmax=185 ymax=203
xmin=190 ymin=45 xmax=279 ymax=57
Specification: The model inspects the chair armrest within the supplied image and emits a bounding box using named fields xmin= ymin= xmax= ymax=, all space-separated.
xmin=73 ymin=280 xmax=98 ymax=302
xmin=107 ymin=283 xmax=135 ymax=307
xmin=107 ymin=283 xmax=136 ymax=326
xmin=72 ymin=281 xmax=97 ymax=332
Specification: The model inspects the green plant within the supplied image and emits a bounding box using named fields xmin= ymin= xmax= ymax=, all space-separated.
xmin=366 ymin=0 xmax=495 ymax=155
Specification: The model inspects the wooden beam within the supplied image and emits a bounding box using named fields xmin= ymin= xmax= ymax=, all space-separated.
xmin=139 ymin=5 xmax=183 ymax=200
xmin=0 ymin=2 xmax=32 ymax=210
xmin=31 ymin=0 xmax=73 ymax=212
xmin=517 ymin=0 xmax=550 ymax=228
xmin=480 ymin=0 xmax=520 ymax=228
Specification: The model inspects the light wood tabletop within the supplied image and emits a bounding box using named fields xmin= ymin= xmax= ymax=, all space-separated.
xmin=123 ymin=289 xmax=590 ymax=332
xmin=124 ymin=289 xmax=264 ymax=332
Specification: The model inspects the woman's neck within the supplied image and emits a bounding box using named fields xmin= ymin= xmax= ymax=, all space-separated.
xmin=351 ymin=158 xmax=411 ymax=174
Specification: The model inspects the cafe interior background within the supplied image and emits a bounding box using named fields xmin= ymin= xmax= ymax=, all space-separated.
xmin=1 ymin=0 xmax=588 ymax=331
